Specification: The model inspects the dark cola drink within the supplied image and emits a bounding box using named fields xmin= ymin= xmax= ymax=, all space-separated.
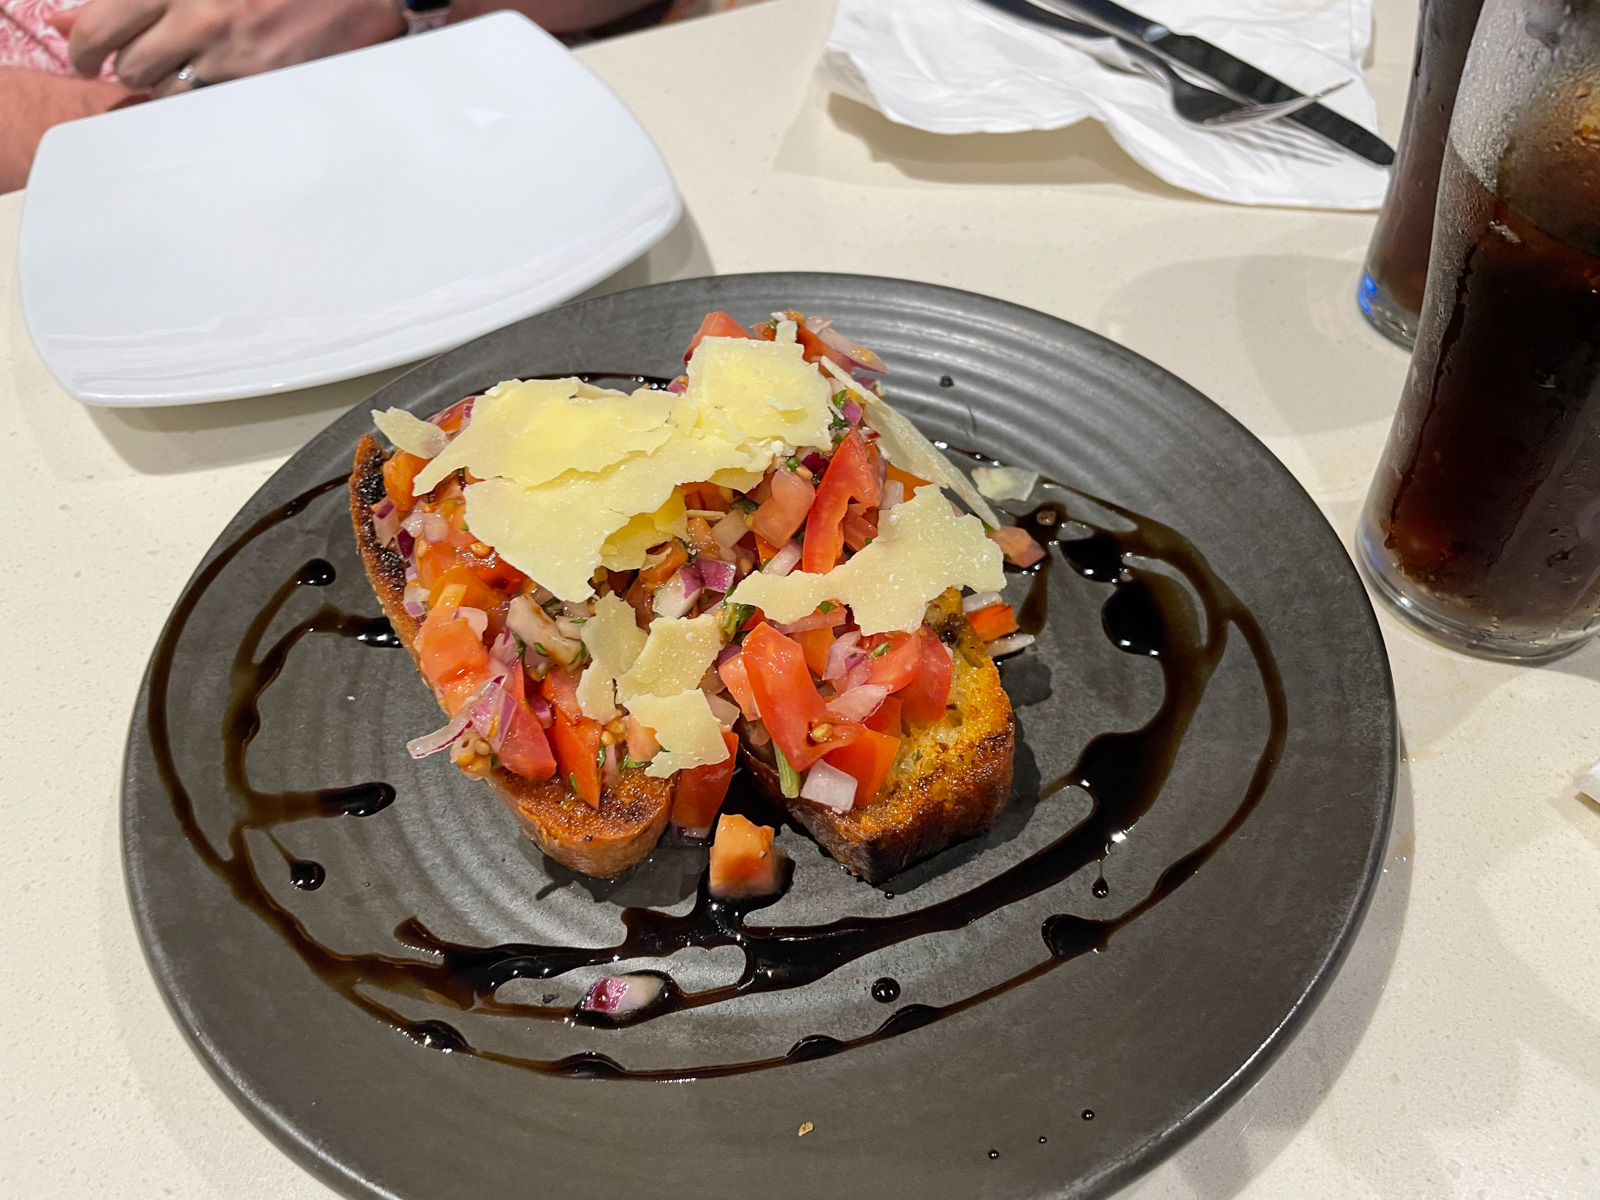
xmin=1358 ymin=0 xmax=1485 ymax=348
xmin=1358 ymin=87 xmax=1600 ymax=658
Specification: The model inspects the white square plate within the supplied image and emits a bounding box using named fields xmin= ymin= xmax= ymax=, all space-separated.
xmin=18 ymin=13 xmax=680 ymax=407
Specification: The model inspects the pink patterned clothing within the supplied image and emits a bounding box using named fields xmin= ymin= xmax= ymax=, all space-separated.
xmin=0 ymin=0 xmax=115 ymax=79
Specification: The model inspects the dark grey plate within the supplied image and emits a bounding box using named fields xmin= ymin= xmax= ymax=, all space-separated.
xmin=123 ymin=273 xmax=1394 ymax=1200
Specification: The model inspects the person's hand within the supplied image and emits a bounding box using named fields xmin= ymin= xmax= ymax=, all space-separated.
xmin=66 ymin=0 xmax=408 ymax=96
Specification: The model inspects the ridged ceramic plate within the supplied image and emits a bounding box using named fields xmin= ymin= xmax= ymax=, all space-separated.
xmin=123 ymin=274 xmax=1394 ymax=1200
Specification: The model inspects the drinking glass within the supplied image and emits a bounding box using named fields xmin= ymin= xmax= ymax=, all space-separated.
xmin=1357 ymin=0 xmax=1600 ymax=659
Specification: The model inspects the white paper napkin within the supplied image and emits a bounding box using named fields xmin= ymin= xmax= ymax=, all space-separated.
xmin=819 ymin=0 xmax=1390 ymax=209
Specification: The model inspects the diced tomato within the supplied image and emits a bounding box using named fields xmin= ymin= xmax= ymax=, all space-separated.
xmin=382 ymin=452 xmax=428 ymax=511
xmin=865 ymin=695 xmax=902 ymax=738
xmin=549 ymin=705 xmax=603 ymax=808
xmin=498 ymin=704 xmax=557 ymax=780
xmin=431 ymin=397 xmax=476 ymax=434
xmin=781 ymin=309 xmax=855 ymax=373
xmin=417 ymin=614 xmax=490 ymax=692
xmin=750 ymin=321 xmax=777 ymax=341
xmin=672 ymin=730 xmax=740 ymax=832
xmin=989 ymin=525 xmax=1046 ymax=568
xmin=540 ymin=666 xmax=585 ymax=723
xmin=740 ymin=623 xmax=861 ymax=770
xmin=638 ymin=541 xmax=688 ymax=588
xmin=966 ymin=602 xmax=1019 ymax=643
xmin=752 ymin=533 xmax=779 ymax=568
xmin=427 ymin=564 xmax=501 ymax=614
xmin=749 ymin=466 xmax=814 ymax=547
xmin=866 ymin=631 xmax=921 ymax=693
xmin=794 ymin=626 xmax=836 ymax=678
xmin=625 ymin=715 xmax=660 ymax=763
xmin=841 ymin=503 xmax=878 ymax=553
xmin=684 ymin=311 xmax=750 ymax=361
xmin=886 ymin=463 xmax=932 ymax=500
xmin=682 ymin=483 xmax=730 ymax=514
xmin=802 ymin=430 xmax=883 ymax=574
xmin=686 ymin=516 xmax=718 ymax=558
xmin=708 ymin=813 xmax=784 ymax=899
xmin=718 ymin=652 xmax=761 ymax=722
xmin=825 ymin=727 xmax=900 ymax=808
xmin=900 ymin=629 xmax=953 ymax=725
xmin=466 ymin=550 xmax=527 ymax=596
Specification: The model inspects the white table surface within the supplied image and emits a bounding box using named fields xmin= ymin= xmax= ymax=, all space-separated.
xmin=2 ymin=1 xmax=1597 ymax=1196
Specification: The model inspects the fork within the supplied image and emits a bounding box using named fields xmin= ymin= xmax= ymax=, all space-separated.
xmin=976 ymin=0 xmax=1348 ymax=130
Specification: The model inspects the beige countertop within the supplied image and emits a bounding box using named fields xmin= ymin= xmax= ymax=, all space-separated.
xmin=2 ymin=0 xmax=1597 ymax=1195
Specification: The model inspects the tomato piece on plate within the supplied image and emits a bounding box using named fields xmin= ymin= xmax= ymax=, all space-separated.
xmin=899 ymin=628 xmax=953 ymax=725
xmin=865 ymin=695 xmax=903 ymax=738
xmin=866 ymin=631 xmax=921 ymax=693
xmin=540 ymin=666 xmax=585 ymax=723
xmin=966 ymin=602 xmax=1019 ymax=643
xmin=794 ymin=626 xmax=836 ymax=679
xmin=989 ymin=525 xmax=1046 ymax=568
xmin=825 ymin=727 xmax=901 ymax=808
xmin=684 ymin=311 xmax=750 ymax=361
xmin=708 ymin=813 xmax=784 ymax=899
xmin=886 ymin=463 xmax=931 ymax=500
xmin=841 ymin=503 xmax=878 ymax=553
xmin=549 ymin=705 xmax=603 ymax=808
xmin=802 ymin=430 xmax=882 ymax=575
xmin=427 ymin=564 xmax=501 ymax=614
xmin=671 ymin=730 xmax=740 ymax=832
xmin=417 ymin=614 xmax=490 ymax=692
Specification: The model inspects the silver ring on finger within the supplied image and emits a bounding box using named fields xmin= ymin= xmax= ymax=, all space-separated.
xmin=176 ymin=64 xmax=210 ymax=89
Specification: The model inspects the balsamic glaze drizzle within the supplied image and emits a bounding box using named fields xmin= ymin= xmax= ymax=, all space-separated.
xmin=145 ymin=451 xmax=1285 ymax=1082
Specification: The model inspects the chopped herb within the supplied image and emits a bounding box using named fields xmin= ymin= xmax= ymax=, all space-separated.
xmin=532 ymin=642 xmax=550 ymax=657
xmin=817 ymin=601 xmax=838 ymax=614
xmin=731 ymin=497 xmax=758 ymax=515
xmin=832 ymin=390 xmax=850 ymax=405
xmin=869 ymin=642 xmax=891 ymax=658
xmin=596 ymin=745 xmax=607 ymax=771
xmin=569 ymin=617 xmax=587 ymax=626
xmin=568 ymin=773 xmax=580 ymax=796
xmin=542 ymin=597 xmax=564 ymax=615
xmin=622 ymin=755 xmax=643 ymax=770
xmin=720 ymin=601 xmax=757 ymax=642
xmin=774 ymin=743 xmax=801 ymax=799
xmin=786 ymin=456 xmax=802 ymax=472
xmin=512 ymin=633 xmax=527 ymax=656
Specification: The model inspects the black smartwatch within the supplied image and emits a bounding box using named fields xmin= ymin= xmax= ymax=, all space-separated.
xmin=398 ymin=0 xmax=451 ymax=35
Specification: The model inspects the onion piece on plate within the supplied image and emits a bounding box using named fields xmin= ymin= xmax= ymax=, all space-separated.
xmin=800 ymin=760 xmax=857 ymax=813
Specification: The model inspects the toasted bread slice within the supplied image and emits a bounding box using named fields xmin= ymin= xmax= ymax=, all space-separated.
xmin=350 ymin=436 xmax=672 ymax=877
xmin=742 ymin=590 xmax=1015 ymax=883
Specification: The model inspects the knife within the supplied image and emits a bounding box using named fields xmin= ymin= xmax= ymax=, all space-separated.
xmin=1021 ymin=0 xmax=1395 ymax=166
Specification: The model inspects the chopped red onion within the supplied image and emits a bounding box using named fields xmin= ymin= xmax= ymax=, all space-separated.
xmin=666 ymin=375 xmax=689 ymax=395
xmin=652 ymin=564 xmax=704 ymax=619
xmin=421 ymin=512 xmax=449 ymax=544
xmin=396 ymin=528 xmax=415 ymax=561
xmin=842 ymin=661 xmax=871 ymax=691
xmin=456 ymin=606 xmax=488 ymax=639
xmin=880 ymin=480 xmax=905 ymax=511
xmin=401 ymin=584 xmax=428 ymax=619
xmin=714 ymin=641 xmax=743 ymax=669
xmin=825 ymin=683 xmax=889 ymax=723
xmin=802 ymin=451 xmax=828 ymax=475
xmin=764 ymin=541 xmax=802 ymax=577
xmin=406 ymin=706 xmax=476 ymax=758
xmin=800 ymin=760 xmax=858 ymax=812
xmin=823 ymin=631 xmax=863 ymax=680
xmin=963 ymin=590 xmax=1004 ymax=614
xmin=777 ymin=607 xmax=845 ymax=635
xmin=698 ymin=557 xmax=736 ymax=594
xmin=602 ymin=742 xmax=621 ymax=790
xmin=580 ymin=973 xmax=664 ymax=1017
xmin=371 ymin=500 xmax=402 ymax=547
xmin=488 ymin=630 xmax=519 ymax=664
xmin=743 ymin=720 xmax=771 ymax=747
xmin=705 ymin=692 xmax=741 ymax=728
xmin=986 ymin=632 xmax=1036 ymax=658
xmin=814 ymin=323 xmax=887 ymax=373
xmin=466 ymin=681 xmax=517 ymax=752
xmin=710 ymin=509 xmax=748 ymax=552
xmin=841 ymin=399 xmax=863 ymax=425
xmin=528 ymin=692 xmax=554 ymax=729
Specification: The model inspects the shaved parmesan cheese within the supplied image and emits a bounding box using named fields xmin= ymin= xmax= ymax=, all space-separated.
xmin=624 ymin=691 xmax=730 ymax=778
xmin=575 ymin=594 xmax=648 ymax=721
xmin=413 ymin=379 xmax=675 ymax=494
xmin=685 ymin=337 xmax=832 ymax=450
xmin=372 ymin=407 xmax=447 ymax=460
xmin=820 ymin=359 xmax=1001 ymax=527
xmin=972 ymin=466 xmax=1040 ymax=502
xmin=618 ymin=613 xmax=722 ymax=703
xmin=728 ymin=486 xmax=1004 ymax=633
xmin=576 ymin=669 xmax=618 ymax=723
xmin=600 ymin=493 xmax=688 ymax=572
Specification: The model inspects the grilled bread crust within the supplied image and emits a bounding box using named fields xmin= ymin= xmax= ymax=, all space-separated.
xmin=741 ymin=589 xmax=1016 ymax=883
xmin=350 ymin=436 xmax=672 ymax=877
